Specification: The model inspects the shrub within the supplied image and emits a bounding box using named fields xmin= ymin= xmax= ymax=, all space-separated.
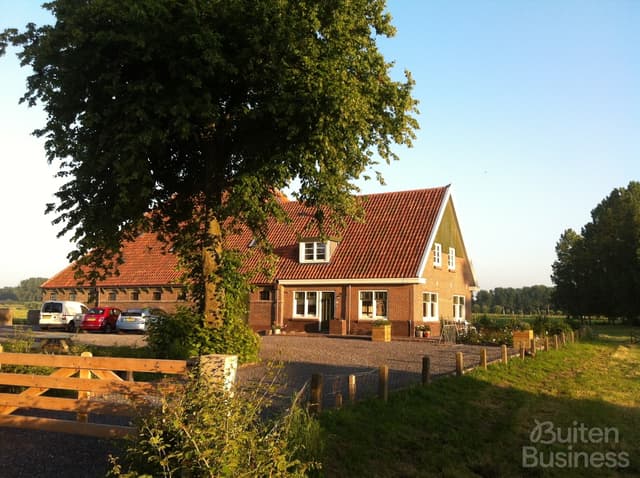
xmin=147 ymin=306 xmax=259 ymax=364
xmin=108 ymin=366 xmax=322 ymax=477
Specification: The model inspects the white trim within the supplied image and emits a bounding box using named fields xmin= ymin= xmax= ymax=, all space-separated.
xmin=278 ymin=277 xmax=426 ymax=286
xmin=416 ymin=185 xmax=451 ymax=277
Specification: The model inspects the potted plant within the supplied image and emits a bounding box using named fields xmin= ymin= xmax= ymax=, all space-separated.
xmin=415 ymin=324 xmax=426 ymax=338
xmin=271 ymin=323 xmax=282 ymax=335
xmin=371 ymin=319 xmax=391 ymax=342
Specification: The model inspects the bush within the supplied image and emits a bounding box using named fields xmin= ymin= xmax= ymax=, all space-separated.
xmin=147 ymin=307 xmax=259 ymax=364
xmin=108 ymin=366 xmax=322 ymax=477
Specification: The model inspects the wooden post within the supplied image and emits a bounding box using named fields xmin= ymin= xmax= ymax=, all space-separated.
xmin=455 ymin=352 xmax=464 ymax=376
xmin=544 ymin=336 xmax=549 ymax=352
xmin=519 ymin=343 xmax=525 ymax=360
xmin=348 ymin=374 xmax=356 ymax=403
xmin=501 ymin=344 xmax=508 ymax=364
xmin=480 ymin=348 xmax=487 ymax=370
xmin=554 ymin=335 xmax=559 ymax=350
xmin=530 ymin=338 xmax=536 ymax=358
xmin=570 ymin=330 xmax=575 ymax=343
xmin=561 ymin=332 xmax=566 ymax=346
xmin=378 ymin=365 xmax=389 ymax=402
xmin=310 ymin=373 xmax=323 ymax=414
xmin=335 ymin=392 xmax=343 ymax=409
xmin=126 ymin=370 xmax=134 ymax=382
xmin=0 ymin=343 xmax=3 ymax=371
xmin=422 ymin=356 xmax=431 ymax=385
xmin=77 ymin=351 xmax=92 ymax=423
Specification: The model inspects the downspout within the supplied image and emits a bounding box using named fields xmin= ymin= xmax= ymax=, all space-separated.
xmin=347 ymin=284 xmax=351 ymax=335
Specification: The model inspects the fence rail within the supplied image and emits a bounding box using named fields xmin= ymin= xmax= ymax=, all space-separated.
xmin=307 ymin=331 xmax=580 ymax=413
xmin=0 ymin=347 xmax=238 ymax=438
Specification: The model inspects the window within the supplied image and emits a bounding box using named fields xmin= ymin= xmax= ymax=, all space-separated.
xmin=49 ymin=292 xmax=57 ymax=300
xmin=299 ymin=241 xmax=329 ymax=263
xmin=88 ymin=289 xmax=97 ymax=304
xmin=108 ymin=291 xmax=117 ymax=301
xmin=259 ymin=288 xmax=271 ymax=301
xmin=130 ymin=291 xmax=139 ymax=301
xmin=293 ymin=291 xmax=318 ymax=317
xmin=153 ymin=290 xmax=162 ymax=301
xmin=69 ymin=292 xmax=77 ymax=301
xmin=433 ymin=243 xmax=442 ymax=267
xmin=448 ymin=247 xmax=456 ymax=271
xmin=453 ymin=295 xmax=465 ymax=319
xmin=422 ymin=292 xmax=438 ymax=320
xmin=359 ymin=290 xmax=388 ymax=319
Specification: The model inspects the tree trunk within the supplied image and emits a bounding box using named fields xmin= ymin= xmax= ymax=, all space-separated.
xmin=203 ymin=218 xmax=222 ymax=327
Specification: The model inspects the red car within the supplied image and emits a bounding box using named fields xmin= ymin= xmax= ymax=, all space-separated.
xmin=80 ymin=306 xmax=122 ymax=333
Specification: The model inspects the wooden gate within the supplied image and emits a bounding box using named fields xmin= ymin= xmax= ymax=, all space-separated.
xmin=0 ymin=347 xmax=189 ymax=438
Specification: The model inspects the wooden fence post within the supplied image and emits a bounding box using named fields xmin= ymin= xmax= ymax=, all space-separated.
xmin=561 ymin=332 xmax=566 ymax=346
xmin=501 ymin=344 xmax=508 ymax=365
xmin=455 ymin=352 xmax=464 ymax=376
xmin=348 ymin=374 xmax=356 ymax=403
xmin=530 ymin=338 xmax=536 ymax=358
xmin=519 ymin=343 xmax=525 ymax=360
xmin=77 ymin=351 xmax=92 ymax=423
xmin=544 ymin=336 xmax=549 ymax=352
xmin=378 ymin=365 xmax=389 ymax=402
xmin=422 ymin=356 xmax=431 ymax=385
xmin=335 ymin=392 xmax=343 ymax=409
xmin=480 ymin=348 xmax=487 ymax=370
xmin=554 ymin=335 xmax=559 ymax=350
xmin=310 ymin=373 xmax=323 ymax=414
xmin=570 ymin=330 xmax=575 ymax=343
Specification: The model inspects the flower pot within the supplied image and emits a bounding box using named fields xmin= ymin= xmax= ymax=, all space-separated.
xmin=372 ymin=324 xmax=391 ymax=342
xmin=416 ymin=330 xmax=424 ymax=338
xmin=512 ymin=330 xmax=533 ymax=350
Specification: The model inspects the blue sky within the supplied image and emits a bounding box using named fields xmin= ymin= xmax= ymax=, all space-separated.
xmin=1 ymin=1 xmax=638 ymax=289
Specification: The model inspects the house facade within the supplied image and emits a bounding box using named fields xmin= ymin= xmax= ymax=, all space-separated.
xmin=42 ymin=185 xmax=478 ymax=337
xmin=228 ymin=185 xmax=478 ymax=337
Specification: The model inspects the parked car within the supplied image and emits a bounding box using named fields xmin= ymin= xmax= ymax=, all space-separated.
xmin=39 ymin=301 xmax=89 ymax=332
xmin=80 ymin=306 xmax=122 ymax=333
xmin=116 ymin=308 xmax=167 ymax=333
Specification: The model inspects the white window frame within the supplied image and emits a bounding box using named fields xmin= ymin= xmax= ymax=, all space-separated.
xmin=422 ymin=292 xmax=438 ymax=320
xmin=358 ymin=290 xmax=388 ymax=320
xmin=448 ymin=247 xmax=456 ymax=271
xmin=453 ymin=295 xmax=465 ymax=320
xmin=433 ymin=243 xmax=442 ymax=267
xmin=299 ymin=241 xmax=330 ymax=263
xmin=293 ymin=291 xmax=319 ymax=318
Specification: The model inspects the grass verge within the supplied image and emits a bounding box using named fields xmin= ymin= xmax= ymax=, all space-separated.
xmin=319 ymin=326 xmax=639 ymax=477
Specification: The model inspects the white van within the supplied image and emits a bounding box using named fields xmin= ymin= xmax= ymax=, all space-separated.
xmin=39 ymin=301 xmax=89 ymax=331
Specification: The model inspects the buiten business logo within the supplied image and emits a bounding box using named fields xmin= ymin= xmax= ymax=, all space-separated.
xmin=522 ymin=420 xmax=630 ymax=469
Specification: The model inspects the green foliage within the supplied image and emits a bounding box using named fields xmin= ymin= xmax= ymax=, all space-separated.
xmin=2 ymin=0 xmax=417 ymax=296
xmin=473 ymin=285 xmax=556 ymax=315
xmin=0 ymin=277 xmax=48 ymax=302
xmin=147 ymin=307 xmax=259 ymax=364
xmin=552 ymin=181 xmax=640 ymax=323
xmin=108 ymin=367 xmax=322 ymax=477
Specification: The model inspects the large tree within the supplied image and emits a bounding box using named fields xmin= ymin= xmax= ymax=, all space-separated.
xmin=2 ymin=1 xmax=418 ymax=323
xmin=551 ymin=182 xmax=640 ymax=322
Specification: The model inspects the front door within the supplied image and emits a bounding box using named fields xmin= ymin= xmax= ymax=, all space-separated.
xmin=320 ymin=292 xmax=334 ymax=332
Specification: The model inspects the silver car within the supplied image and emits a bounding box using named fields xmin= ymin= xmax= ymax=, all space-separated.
xmin=116 ymin=308 xmax=166 ymax=333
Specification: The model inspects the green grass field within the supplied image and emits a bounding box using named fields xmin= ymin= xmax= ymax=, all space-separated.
xmin=319 ymin=325 xmax=639 ymax=477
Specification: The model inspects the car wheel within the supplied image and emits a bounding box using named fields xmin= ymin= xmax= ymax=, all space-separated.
xmin=67 ymin=321 xmax=77 ymax=333
xmin=104 ymin=323 xmax=113 ymax=334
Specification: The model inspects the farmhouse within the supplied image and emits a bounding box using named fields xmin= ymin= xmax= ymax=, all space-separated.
xmin=42 ymin=185 xmax=478 ymax=337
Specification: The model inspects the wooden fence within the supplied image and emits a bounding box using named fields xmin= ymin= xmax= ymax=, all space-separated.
xmin=308 ymin=330 xmax=580 ymax=413
xmin=0 ymin=347 xmax=237 ymax=438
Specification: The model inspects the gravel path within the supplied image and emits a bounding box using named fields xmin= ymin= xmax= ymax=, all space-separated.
xmin=0 ymin=334 xmax=508 ymax=476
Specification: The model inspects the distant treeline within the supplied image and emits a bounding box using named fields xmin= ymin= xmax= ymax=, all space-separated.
xmin=0 ymin=277 xmax=48 ymax=302
xmin=473 ymin=285 xmax=558 ymax=316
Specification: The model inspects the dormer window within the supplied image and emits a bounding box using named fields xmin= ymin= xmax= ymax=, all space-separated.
xmin=299 ymin=240 xmax=331 ymax=263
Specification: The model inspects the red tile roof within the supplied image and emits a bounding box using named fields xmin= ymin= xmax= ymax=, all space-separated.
xmin=226 ymin=186 xmax=450 ymax=282
xmin=41 ymin=233 xmax=181 ymax=288
xmin=43 ymin=186 xmax=451 ymax=288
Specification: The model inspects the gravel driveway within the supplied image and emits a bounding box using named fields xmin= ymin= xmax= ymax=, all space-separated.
xmin=0 ymin=333 xmax=508 ymax=477
xmin=238 ymin=335 xmax=509 ymax=408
